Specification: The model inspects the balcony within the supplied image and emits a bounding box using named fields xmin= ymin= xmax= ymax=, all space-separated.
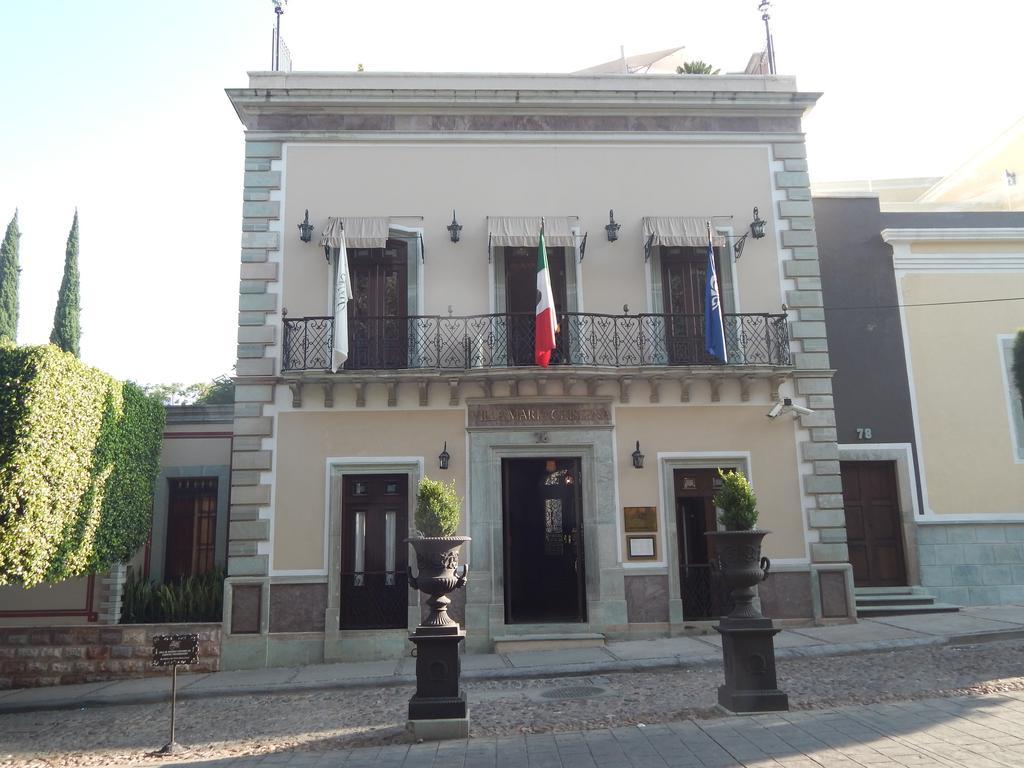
xmin=282 ymin=312 xmax=791 ymax=373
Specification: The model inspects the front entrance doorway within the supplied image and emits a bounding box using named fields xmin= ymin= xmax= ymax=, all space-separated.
xmin=675 ymin=467 xmax=732 ymax=619
xmin=502 ymin=457 xmax=586 ymax=623
xmin=840 ymin=461 xmax=907 ymax=587
xmin=339 ymin=474 xmax=409 ymax=629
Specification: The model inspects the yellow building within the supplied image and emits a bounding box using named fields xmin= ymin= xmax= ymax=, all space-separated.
xmin=221 ymin=70 xmax=855 ymax=669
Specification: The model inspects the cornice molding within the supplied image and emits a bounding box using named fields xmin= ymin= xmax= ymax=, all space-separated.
xmin=882 ymin=227 xmax=1024 ymax=244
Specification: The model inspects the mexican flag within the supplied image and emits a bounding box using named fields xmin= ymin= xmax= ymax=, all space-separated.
xmin=535 ymin=223 xmax=558 ymax=367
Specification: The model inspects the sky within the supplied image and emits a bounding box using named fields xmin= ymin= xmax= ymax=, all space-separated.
xmin=1 ymin=0 xmax=1021 ymax=386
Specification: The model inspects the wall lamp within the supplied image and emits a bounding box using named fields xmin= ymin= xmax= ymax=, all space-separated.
xmin=605 ymin=209 xmax=620 ymax=242
xmin=732 ymin=206 xmax=767 ymax=260
xmin=297 ymin=209 xmax=314 ymax=243
xmin=447 ymin=210 xmax=462 ymax=243
xmin=438 ymin=441 xmax=451 ymax=470
xmin=631 ymin=441 xmax=645 ymax=469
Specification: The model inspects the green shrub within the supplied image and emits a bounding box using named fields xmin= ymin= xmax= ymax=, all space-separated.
xmin=713 ymin=469 xmax=759 ymax=531
xmin=121 ymin=570 xmax=225 ymax=624
xmin=414 ymin=477 xmax=461 ymax=537
xmin=0 ymin=344 xmax=164 ymax=586
xmin=1013 ymin=329 xmax=1023 ymax=400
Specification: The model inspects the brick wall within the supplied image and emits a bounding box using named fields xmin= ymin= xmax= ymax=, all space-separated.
xmin=0 ymin=623 xmax=220 ymax=689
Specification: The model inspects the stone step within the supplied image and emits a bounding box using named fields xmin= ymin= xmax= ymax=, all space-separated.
xmin=492 ymin=633 xmax=606 ymax=654
xmin=854 ymin=586 xmax=922 ymax=595
xmin=856 ymin=594 xmax=937 ymax=607
xmin=857 ymin=603 xmax=961 ymax=618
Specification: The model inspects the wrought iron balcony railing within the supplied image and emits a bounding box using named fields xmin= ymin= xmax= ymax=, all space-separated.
xmin=282 ymin=312 xmax=791 ymax=372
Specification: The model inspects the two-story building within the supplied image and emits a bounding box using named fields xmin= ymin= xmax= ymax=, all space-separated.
xmin=221 ymin=70 xmax=854 ymax=670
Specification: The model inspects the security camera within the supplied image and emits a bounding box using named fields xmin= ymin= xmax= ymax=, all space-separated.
xmin=766 ymin=397 xmax=816 ymax=419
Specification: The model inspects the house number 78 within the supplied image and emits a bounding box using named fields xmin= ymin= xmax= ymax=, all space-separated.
xmin=856 ymin=427 xmax=873 ymax=439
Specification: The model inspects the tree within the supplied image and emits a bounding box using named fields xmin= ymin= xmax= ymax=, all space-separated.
xmin=0 ymin=211 xmax=19 ymax=343
xmin=50 ymin=210 xmax=81 ymax=356
xmin=677 ymin=60 xmax=720 ymax=75
xmin=140 ymin=372 xmax=235 ymax=405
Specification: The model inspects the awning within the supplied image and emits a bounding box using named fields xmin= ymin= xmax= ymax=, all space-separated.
xmin=641 ymin=217 xmax=726 ymax=248
xmin=319 ymin=217 xmax=390 ymax=249
xmin=487 ymin=216 xmax=576 ymax=247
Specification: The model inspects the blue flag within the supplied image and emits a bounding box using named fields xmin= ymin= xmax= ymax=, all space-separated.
xmin=704 ymin=231 xmax=728 ymax=363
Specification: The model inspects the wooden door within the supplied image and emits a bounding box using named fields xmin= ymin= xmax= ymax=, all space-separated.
xmin=504 ymin=247 xmax=568 ymax=366
xmin=340 ymin=474 xmax=409 ymax=629
xmin=164 ymin=478 xmax=218 ymax=582
xmin=660 ymin=246 xmax=724 ymax=365
xmin=347 ymin=240 xmax=408 ymax=369
xmin=841 ymin=461 xmax=907 ymax=587
xmin=674 ymin=468 xmax=732 ymax=619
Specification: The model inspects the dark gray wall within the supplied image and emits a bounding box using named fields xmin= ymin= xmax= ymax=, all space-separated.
xmin=814 ymin=197 xmax=918 ymax=451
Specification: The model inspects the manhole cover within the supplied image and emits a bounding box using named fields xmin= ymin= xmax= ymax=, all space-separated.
xmin=540 ymin=685 xmax=606 ymax=700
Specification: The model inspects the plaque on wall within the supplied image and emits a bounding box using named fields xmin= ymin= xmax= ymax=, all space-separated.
xmin=627 ymin=536 xmax=657 ymax=560
xmin=468 ymin=401 xmax=612 ymax=428
xmin=623 ymin=506 xmax=658 ymax=533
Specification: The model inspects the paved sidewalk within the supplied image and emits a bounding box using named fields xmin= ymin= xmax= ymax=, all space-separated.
xmin=164 ymin=691 xmax=1024 ymax=767
xmin=3 ymin=604 xmax=1024 ymax=715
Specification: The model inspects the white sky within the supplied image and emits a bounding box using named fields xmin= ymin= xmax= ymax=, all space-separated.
xmin=1 ymin=0 xmax=1020 ymax=385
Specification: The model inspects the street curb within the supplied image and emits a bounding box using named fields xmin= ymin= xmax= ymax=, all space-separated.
xmin=1 ymin=631 xmax=1012 ymax=716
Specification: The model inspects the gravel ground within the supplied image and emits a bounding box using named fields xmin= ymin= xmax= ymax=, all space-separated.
xmin=3 ymin=639 xmax=1024 ymax=767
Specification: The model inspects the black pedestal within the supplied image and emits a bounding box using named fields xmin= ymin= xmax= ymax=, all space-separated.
xmin=408 ymin=625 xmax=468 ymax=722
xmin=714 ymin=617 xmax=789 ymax=713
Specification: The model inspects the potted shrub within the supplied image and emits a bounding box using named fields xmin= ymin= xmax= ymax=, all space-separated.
xmin=706 ymin=468 xmax=771 ymax=620
xmin=407 ymin=477 xmax=470 ymax=628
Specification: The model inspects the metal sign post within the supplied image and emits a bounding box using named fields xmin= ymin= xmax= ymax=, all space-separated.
xmin=151 ymin=633 xmax=199 ymax=755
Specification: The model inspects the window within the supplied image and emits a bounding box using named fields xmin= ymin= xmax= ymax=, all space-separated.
xmin=164 ymin=478 xmax=218 ymax=582
xmin=1000 ymin=336 xmax=1024 ymax=461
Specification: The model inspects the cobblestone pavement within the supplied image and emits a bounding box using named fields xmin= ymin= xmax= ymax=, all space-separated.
xmin=3 ymin=639 xmax=1024 ymax=767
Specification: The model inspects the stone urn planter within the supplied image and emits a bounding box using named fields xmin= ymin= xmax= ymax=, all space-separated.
xmin=705 ymin=469 xmax=787 ymax=713
xmin=705 ymin=529 xmax=771 ymax=620
xmin=406 ymin=477 xmax=471 ymax=738
xmin=407 ymin=536 xmax=470 ymax=629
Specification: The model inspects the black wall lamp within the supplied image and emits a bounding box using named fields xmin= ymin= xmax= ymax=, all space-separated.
xmin=605 ymin=209 xmax=620 ymax=242
xmin=447 ymin=210 xmax=462 ymax=243
xmin=298 ymin=209 xmax=314 ymax=243
xmin=631 ymin=441 xmax=645 ymax=469
xmin=732 ymin=207 xmax=767 ymax=260
xmin=438 ymin=442 xmax=451 ymax=470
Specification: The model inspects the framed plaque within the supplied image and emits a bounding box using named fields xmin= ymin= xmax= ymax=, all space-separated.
xmin=627 ymin=536 xmax=657 ymax=560
xmin=623 ymin=506 xmax=657 ymax=533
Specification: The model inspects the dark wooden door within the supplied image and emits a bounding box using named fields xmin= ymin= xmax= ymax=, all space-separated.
xmin=164 ymin=478 xmax=218 ymax=582
xmin=504 ymin=247 xmax=568 ymax=366
xmin=674 ymin=468 xmax=732 ymax=619
xmin=502 ymin=458 xmax=586 ymax=623
xmin=841 ymin=461 xmax=907 ymax=587
xmin=347 ymin=240 xmax=408 ymax=369
xmin=340 ymin=474 xmax=409 ymax=629
xmin=660 ymin=246 xmax=724 ymax=365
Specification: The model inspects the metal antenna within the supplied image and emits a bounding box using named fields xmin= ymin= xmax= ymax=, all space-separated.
xmin=272 ymin=1 xmax=287 ymax=71
xmin=758 ymin=1 xmax=776 ymax=75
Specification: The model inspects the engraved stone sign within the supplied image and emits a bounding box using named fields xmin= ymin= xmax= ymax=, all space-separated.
xmin=468 ymin=401 xmax=612 ymax=428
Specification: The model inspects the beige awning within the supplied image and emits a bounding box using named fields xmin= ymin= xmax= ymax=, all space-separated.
xmin=487 ymin=216 xmax=576 ymax=248
xmin=641 ymin=217 xmax=725 ymax=248
xmin=319 ymin=217 xmax=390 ymax=249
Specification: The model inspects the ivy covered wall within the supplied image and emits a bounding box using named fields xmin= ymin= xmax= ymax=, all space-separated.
xmin=0 ymin=343 xmax=164 ymax=586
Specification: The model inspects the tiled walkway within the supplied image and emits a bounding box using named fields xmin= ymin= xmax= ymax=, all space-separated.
xmin=170 ymin=691 xmax=1024 ymax=767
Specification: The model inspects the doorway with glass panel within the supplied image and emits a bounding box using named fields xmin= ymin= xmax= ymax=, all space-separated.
xmin=339 ymin=474 xmax=408 ymax=629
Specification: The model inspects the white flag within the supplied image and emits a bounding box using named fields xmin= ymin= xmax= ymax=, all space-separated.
xmin=331 ymin=231 xmax=353 ymax=372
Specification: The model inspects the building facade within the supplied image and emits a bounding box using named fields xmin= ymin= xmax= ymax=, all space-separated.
xmin=815 ymin=196 xmax=1024 ymax=603
xmin=221 ymin=71 xmax=854 ymax=670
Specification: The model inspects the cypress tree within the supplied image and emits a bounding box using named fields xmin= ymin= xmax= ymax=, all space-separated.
xmin=50 ymin=210 xmax=81 ymax=357
xmin=0 ymin=211 xmax=19 ymax=343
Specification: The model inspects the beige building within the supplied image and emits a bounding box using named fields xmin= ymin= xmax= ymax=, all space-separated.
xmin=221 ymin=70 xmax=855 ymax=669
